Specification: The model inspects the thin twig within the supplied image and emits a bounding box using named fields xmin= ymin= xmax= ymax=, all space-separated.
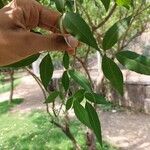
xmin=93 ymin=4 xmax=117 ymax=31
xmin=75 ymin=56 xmax=94 ymax=89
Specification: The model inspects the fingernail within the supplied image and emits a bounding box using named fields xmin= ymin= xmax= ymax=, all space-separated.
xmin=65 ymin=36 xmax=78 ymax=48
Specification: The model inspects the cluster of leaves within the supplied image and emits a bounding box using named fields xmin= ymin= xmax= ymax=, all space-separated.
xmin=1 ymin=0 xmax=149 ymax=149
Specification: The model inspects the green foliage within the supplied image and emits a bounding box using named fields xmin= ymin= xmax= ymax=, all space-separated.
xmin=2 ymin=54 xmax=40 ymax=68
xmin=100 ymin=0 xmax=110 ymax=11
xmin=40 ymin=54 xmax=54 ymax=90
xmin=62 ymin=71 xmax=70 ymax=91
xmin=72 ymin=89 xmax=85 ymax=103
xmin=45 ymin=91 xmax=59 ymax=103
xmin=66 ymin=97 xmax=73 ymax=110
xmin=85 ymin=92 xmax=109 ymax=104
xmin=115 ymin=0 xmax=132 ymax=8
xmin=54 ymin=0 xmax=65 ymax=12
xmin=102 ymin=55 xmax=123 ymax=95
xmin=102 ymin=16 xmax=131 ymax=50
xmin=85 ymin=102 xmax=102 ymax=147
xmin=68 ymin=70 xmax=92 ymax=92
xmin=4 ymin=0 xmax=149 ymax=148
xmin=73 ymin=100 xmax=91 ymax=129
xmin=0 ymin=0 xmax=4 ymax=8
xmin=62 ymin=12 xmax=99 ymax=50
xmin=63 ymin=52 xmax=70 ymax=69
xmin=116 ymin=51 xmax=150 ymax=75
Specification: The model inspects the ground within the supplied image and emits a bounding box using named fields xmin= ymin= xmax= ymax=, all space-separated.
xmin=0 ymin=75 xmax=150 ymax=150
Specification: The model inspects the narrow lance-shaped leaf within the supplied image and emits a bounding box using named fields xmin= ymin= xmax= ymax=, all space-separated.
xmin=73 ymin=89 xmax=85 ymax=103
xmin=54 ymin=0 xmax=65 ymax=12
xmin=73 ymin=100 xmax=91 ymax=129
xmin=85 ymin=92 xmax=109 ymax=104
xmin=102 ymin=16 xmax=131 ymax=50
xmin=2 ymin=54 xmax=40 ymax=68
xmin=40 ymin=54 xmax=54 ymax=90
xmin=102 ymin=55 xmax=124 ymax=95
xmin=84 ymin=92 xmax=96 ymax=103
xmin=100 ymin=0 xmax=110 ymax=11
xmin=45 ymin=91 xmax=59 ymax=103
xmin=66 ymin=97 xmax=73 ymax=110
xmin=63 ymin=12 xmax=99 ymax=50
xmin=93 ymin=93 xmax=109 ymax=105
xmin=116 ymin=50 xmax=150 ymax=75
xmin=62 ymin=71 xmax=70 ymax=91
xmin=69 ymin=70 xmax=92 ymax=92
xmin=63 ymin=52 xmax=69 ymax=69
xmin=85 ymin=102 xmax=103 ymax=147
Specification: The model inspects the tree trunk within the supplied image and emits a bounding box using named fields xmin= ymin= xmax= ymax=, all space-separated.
xmin=9 ymin=70 xmax=14 ymax=103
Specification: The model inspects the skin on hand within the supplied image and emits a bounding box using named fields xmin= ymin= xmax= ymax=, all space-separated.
xmin=0 ymin=0 xmax=78 ymax=66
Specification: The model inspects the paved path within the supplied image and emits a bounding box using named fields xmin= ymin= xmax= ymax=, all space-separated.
xmin=0 ymin=75 xmax=150 ymax=150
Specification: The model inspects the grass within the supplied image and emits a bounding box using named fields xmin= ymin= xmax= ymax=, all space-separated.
xmin=0 ymin=78 xmax=21 ymax=94
xmin=0 ymin=101 xmax=117 ymax=150
xmin=0 ymin=98 xmax=23 ymax=116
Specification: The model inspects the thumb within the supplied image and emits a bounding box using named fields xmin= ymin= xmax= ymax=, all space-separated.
xmin=64 ymin=35 xmax=78 ymax=55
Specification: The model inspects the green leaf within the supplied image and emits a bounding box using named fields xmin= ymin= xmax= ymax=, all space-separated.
xmin=116 ymin=0 xmax=132 ymax=8
xmin=73 ymin=89 xmax=85 ymax=103
xmin=93 ymin=93 xmax=109 ymax=105
xmin=62 ymin=71 xmax=70 ymax=91
xmin=0 ymin=1 xmax=4 ymax=9
xmin=45 ymin=91 xmax=59 ymax=103
xmin=66 ymin=0 xmax=74 ymax=12
xmin=100 ymin=0 xmax=110 ymax=11
xmin=85 ymin=102 xmax=103 ymax=147
xmin=63 ymin=12 xmax=99 ymax=50
xmin=54 ymin=0 xmax=65 ymax=12
xmin=2 ymin=54 xmax=40 ymax=68
xmin=68 ymin=70 xmax=92 ymax=92
xmin=63 ymin=52 xmax=70 ymax=69
xmin=40 ymin=54 xmax=54 ymax=90
xmin=102 ymin=55 xmax=123 ymax=95
xmin=102 ymin=16 xmax=131 ymax=50
xmin=73 ymin=100 xmax=91 ymax=129
xmin=116 ymin=51 xmax=150 ymax=75
xmin=85 ymin=92 xmax=108 ymax=104
xmin=66 ymin=97 xmax=73 ymax=110
xmin=84 ymin=92 xmax=96 ymax=103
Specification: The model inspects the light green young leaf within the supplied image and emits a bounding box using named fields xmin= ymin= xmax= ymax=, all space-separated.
xmin=102 ymin=55 xmax=124 ymax=95
xmin=68 ymin=70 xmax=92 ymax=92
xmin=45 ymin=91 xmax=59 ymax=103
xmin=116 ymin=51 xmax=150 ymax=75
xmin=102 ymin=16 xmax=131 ymax=50
xmin=85 ymin=102 xmax=103 ymax=147
xmin=116 ymin=0 xmax=132 ymax=8
xmin=63 ymin=12 xmax=99 ymax=50
xmin=40 ymin=54 xmax=54 ymax=90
